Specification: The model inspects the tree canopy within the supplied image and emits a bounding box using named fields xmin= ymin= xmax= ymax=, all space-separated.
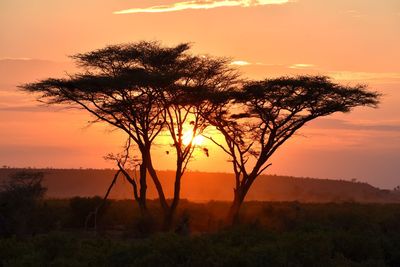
xmin=202 ymin=75 xmax=380 ymax=222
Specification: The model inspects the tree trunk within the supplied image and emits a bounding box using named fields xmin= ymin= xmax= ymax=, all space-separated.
xmin=145 ymin=154 xmax=169 ymax=214
xmin=226 ymin=188 xmax=244 ymax=225
xmin=226 ymin=175 xmax=256 ymax=226
xmin=118 ymin=161 xmax=149 ymax=217
xmin=163 ymin=162 xmax=183 ymax=231
xmin=163 ymin=210 xmax=174 ymax=231
xmin=138 ymin=163 xmax=147 ymax=215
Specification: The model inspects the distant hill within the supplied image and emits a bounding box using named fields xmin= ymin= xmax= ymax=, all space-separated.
xmin=1 ymin=168 xmax=399 ymax=203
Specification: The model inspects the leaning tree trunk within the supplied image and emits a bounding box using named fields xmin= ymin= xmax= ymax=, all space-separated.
xmin=118 ymin=161 xmax=149 ymax=217
xmin=226 ymin=188 xmax=245 ymax=225
xmin=226 ymin=174 xmax=257 ymax=225
xmin=146 ymin=154 xmax=171 ymax=228
xmin=85 ymin=169 xmax=121 ymax=232
xmin=163 ymin=164 xmax=183 ymax=231
xmin=138 ymin=163 xmax=148 ymax=215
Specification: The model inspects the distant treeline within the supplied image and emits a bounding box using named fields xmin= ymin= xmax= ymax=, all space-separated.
xmin=0 ymin=168 xmax=399 ymax=203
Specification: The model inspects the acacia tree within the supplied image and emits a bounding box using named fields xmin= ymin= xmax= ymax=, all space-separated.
xmin=21 ymin=41 xmax=192 ymax=214
xmin=204 ymin=76 xmax=380 ymax=223
xmin=21 ymin=41 xmax=239 ymax=228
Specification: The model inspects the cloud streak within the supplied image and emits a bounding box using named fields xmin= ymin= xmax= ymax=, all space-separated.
xmin=310 ymin=119 xmax=400 ymax=133
xmin=329 ymin=71 xmax=400 ymax=81
xmin=114 ymin=0 xmax=292 ymax=14
xmin=0 ymin=105 xmax=64 ymax=113
xmin=230 ymin=60 xmax=251 ymax=66
xmin=289 ymin=63 xmax=315 ymax=69
xmin=0 ymin=57 xmax=33 ymax=61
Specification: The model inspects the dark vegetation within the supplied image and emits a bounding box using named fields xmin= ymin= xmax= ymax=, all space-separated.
xmin=0 ymin=171 xmax=47 ymax=237
xmin=1 ymin=200 xmax=400 ymax=266
xmin=1 ymin=172 xmax=400 ymax=266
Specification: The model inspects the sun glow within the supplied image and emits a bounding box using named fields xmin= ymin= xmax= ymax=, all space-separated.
xmin=182 ymin=130 xmax=204 ymax=146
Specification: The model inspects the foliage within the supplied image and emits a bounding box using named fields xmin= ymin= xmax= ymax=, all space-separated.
xmin=68 ymin=196 xmax=105 ymax=228
xmin=0 ymin=171 xmax=49 ymax=236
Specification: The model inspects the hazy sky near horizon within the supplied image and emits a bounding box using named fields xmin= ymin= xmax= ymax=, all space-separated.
xmin=1 ymin=0 xmax=399 ymax=188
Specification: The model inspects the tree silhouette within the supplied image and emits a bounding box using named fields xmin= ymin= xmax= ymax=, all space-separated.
xmin=204 ymin=76 xmax=380 ymax=223
xmin=21 ymin=41 xmax=239 ymax=228
xmin=21 ymin=41 xmax=192 ymax=215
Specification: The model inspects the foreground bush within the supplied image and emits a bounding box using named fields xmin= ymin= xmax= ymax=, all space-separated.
xmin=0 ymin=171 xmax=52 ymax=237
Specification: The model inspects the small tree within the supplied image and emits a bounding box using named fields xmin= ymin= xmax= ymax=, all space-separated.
xmin=204 ymin=76 xmax=380 ymax=223
xmin=0 ymin=171 xmax=47 ymax=236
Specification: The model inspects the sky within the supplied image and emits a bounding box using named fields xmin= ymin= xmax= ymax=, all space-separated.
xmin=0 ymin=0 xmax=399 ymax=189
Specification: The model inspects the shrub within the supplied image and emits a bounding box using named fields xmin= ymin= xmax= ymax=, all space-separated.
xmin=0 ymin=171 xmax=47 ymax=236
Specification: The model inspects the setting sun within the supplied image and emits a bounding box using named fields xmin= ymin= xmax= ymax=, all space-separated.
xmin=182 ymin=130 xmax=205 ymax=146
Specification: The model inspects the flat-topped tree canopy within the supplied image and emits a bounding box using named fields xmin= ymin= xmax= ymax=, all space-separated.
xmin=20 ymin=41 xmax=237 ymax=144
xmin=20 ymin=41 xmax=197 ymax=145
xmin=20 ymin=40 xmax=241 ymax=225
xmin=202 ymin=75 xmax=380 ymax=223
xmin=242 ymin=75 xmax=379 ymax=116
xmin=236 ymin=75 xmax=380 ymax=159
xmin=71 ymin=41 xmax=192 ymax=76
xmin=207 ymin=76 xmax=380 ymax=156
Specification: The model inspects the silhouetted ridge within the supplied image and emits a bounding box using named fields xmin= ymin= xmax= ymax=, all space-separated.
xmin=0 ymin=168 xmax=398 ymax=203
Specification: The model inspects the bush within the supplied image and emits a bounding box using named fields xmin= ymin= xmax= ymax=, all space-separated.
xmin=0 ymin=171 xmax=47 ymax=236
xmin=68 ymin=196 xmax=105 ymax=228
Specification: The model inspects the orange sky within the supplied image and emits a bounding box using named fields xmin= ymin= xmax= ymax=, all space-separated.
xmin=0 ymin=0 xmax=399 ymax=188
